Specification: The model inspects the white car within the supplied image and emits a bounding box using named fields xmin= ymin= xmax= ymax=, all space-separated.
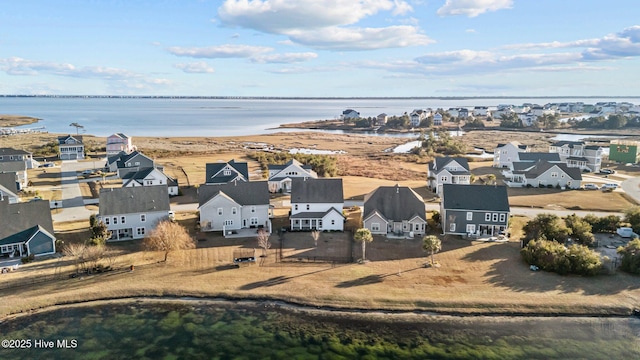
xmin=601 ymin=183 xmax=619 ymax=190
xmin=583 ymin=183 xmax=599 ymax=190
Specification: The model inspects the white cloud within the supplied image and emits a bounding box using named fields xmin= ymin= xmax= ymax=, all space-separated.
xmin=167 ymin=44 xmax=273 ymax=58
xmin=437 ymin=0 xmax=513 ymax=18
xmin=174 ymin=62 xmax=215 ymax=73
xmin=465 ymin=29 xmax=476 ymax=33
xmin=251 ymin=52 xmax=318 ymax=64
xmin=288 ymin=26 xmax=433 ymax=50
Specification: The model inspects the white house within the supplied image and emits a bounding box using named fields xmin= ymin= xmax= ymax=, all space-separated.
xmin=410 ymin=109 xmax=430 ymax=127
xmin=58 ymin=135 xmax=85 ymax=160
xmin=106 ymin=133 xmax=135 ymax=156
xmin=198 ymin=181 xmax=272 ymax=235
xmin=503 ymin=160 xmax=582 ymax=189
xmin=267 ymin=159 xmax=318 ymax=193
xmin=376 ymin=113 xmax=388 ymax=126
xmin=493 ymin=141 xmax=530 ymax=168
xmin=290 ymin=178 xmax=344 ymax=231
xmin=427 ymin=157 xmax=471 ymax=195
xmin=341 ymin=109 xmax=360 ymax=120
xmin=205 ymin=160 xmax=249 ymax=185
xmin=122 ymin=167 xmax=179 ymax=196
xmin=363 ymin=185 xmax=426 ymax=237
xmin=473 ymin=106 xmax=489 ymax=116
xmin=433 ymin=112 xmax=443 ymax=126
xmin=548 ymin=141 xmax=603 ymax=172
xmin=98 ymin=186 xmax=171 ymax=241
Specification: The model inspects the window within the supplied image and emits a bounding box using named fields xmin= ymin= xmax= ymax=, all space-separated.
xmin=232 ymin=207 xmax=237 ymax=215
xmin=306 ymin=204 xmax=310 ymax=210
xmin=113 ymin=217 xmax=118 ymax=224
xmin=140 ymin=214 xmax=146 ymax=222
xmin=466 ymin=224 xmax=476 ymax=234
xmin=331 ymin=220 xmax=335 ymax=225
xmin=449 ymin=222 xmax=456 ymax=232
xmin=223 ymin=169 xmax=232 ymax=176
xmin=218 ymin=208 xmax=223 ymax=216
xmin=371 ymin=223 xmax=380 ymax=232
xmin=318 ymin=220 xmax=322 ymax=227
xmin=146 ymin=180 xmax=153 ymax=185
xmin=224 ymin=220 xmax=233 ymax=226
xmin=551 ymin=172 xmax=558 ymax=178
xmin=136 ymin=227 xmax=145 ymax=236
xmin=121 ymin=216 xmax=126 ymax=224
xmin=294 ymin=204 xmax=298 ymax=211
xmin=466 ymin=212 xmax=473 ymax=221
xmin=485 ymin=213 xmax=491 ymax=221
xmin=134 ymin=162 xmax=140 ymax=166
xmin=499 ymin=213 xmax=506 ymax=222
xmin=441 ymin=176 xmax=448 ymax=182
xmin=105 ymin=217 xmax=110 ymax=225
xmin=492 ymin=213 xmax=498 ymax=222
xmin=415 ymin=224 xmax=421 ymax=231
xmin=250 ymin=217 xmax=258 ymax=225
xmin=159 ymin=180 xmax=163 ymax=184
xmin=251 ymin=206 xmax=256 ymax=213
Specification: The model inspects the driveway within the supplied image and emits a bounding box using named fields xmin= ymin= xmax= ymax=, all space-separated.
xmin=52 ymin=161 xmax=95 ymax=223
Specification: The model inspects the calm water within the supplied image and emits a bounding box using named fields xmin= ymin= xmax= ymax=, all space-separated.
xmin=1 ymin=301 xmax=639 ymax=359
xmin=2 ymin=97 xmax=638 ymax=137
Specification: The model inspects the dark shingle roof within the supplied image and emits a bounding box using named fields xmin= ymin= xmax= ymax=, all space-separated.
xmin=433 ymin=157 xmax=470 ymax=172
xmin=267 ymin=159 xmax=313 ymax=171
xmin=291 ymin=178 xmax=343 ymax=204
xmin=198 ymin=181 xmax=269 ymax=206
xmin=551 ymin=140 xmax=585 ymax=147
xmin=0 ymin=225 xmax=52 ymax=246
xmin=0 ymin=200 xmax=54 ymax=241
xmin=99 ymin=186 xmax=170 ymax=216
xmin=0 ymin=172 xmax=18 ymax=194
xmin=518 ymin=152 xmax=561 ymax=162
xmin=0 ymin=161 xmax=26 ymax=172
xmin=0 ymin=148 xmax=31 ymax=156
xmin=58 ymin=134 xmax=83 ymax=144
xmin=116 ymin=151 xmax=153 ymax=168
xmin=363 ymin=185 xmax=425 ymax=222
xmin=442 ymin=184 xmax=510 ymax=212
xmin=524 ymin=161 xmax=582 ymax=180
xmin=290 ymin=208 xmax=344 ymax=219
xmin=205 ymin=160 xmax=249 ymax=184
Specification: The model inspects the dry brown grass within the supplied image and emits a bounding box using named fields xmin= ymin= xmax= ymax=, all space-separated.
xmin=0 ymin=115 xmax=41 ymax=127
xmin=507 ymin=187 xmax=634 ymax=211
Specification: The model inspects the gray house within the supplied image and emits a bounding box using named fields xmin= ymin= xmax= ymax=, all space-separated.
xmin=98 ymin=186 xmax=171 ymax=241
xmin=205 ymin=160 xmax=249 ymax=185
xmin=0 ymin=172 xmax=19 ymax=204
xmin=198 ymin=181 xmax=272 ymax=234
xmin=114 ymin=151 xmax=156 ymax=178
xmin=363 ymin=185 xmax=427 ymax=237
xmin=440 ymin=184 xmax=510 ymax=237
xmin=58 ymin=135 xmax=85 ymax=160
xmin=0 ymin=147 xmax=36 ymax=168
xmin=0 ymin=199 xmax=56 ymax=257
xmin=0 ymin=161 xmax=28 ymax=190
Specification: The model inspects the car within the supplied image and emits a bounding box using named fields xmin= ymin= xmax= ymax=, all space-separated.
xmin=601 ymin=183 xmax=619 ymax=190
xmin=599 ymin=168 xmax=616 ymax=174
xmin=583 ymin=183 xmax=599 ymax=190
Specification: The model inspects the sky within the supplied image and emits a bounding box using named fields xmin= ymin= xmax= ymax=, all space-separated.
xmin=1 ymin=0 xmax=639 ymax=97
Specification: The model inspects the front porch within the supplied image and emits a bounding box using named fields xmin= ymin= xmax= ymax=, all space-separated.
xmin=108 ymin=228 xmax=133 ymax=241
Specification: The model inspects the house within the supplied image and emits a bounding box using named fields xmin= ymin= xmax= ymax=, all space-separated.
xmin=98 ymin=186 xmax=171 ymax=241
xmin=106 ymin=133 xmax=135 ymax=156
xmin=447 ymin=108 xmax=459 ymax=118
xmin=0 ymin=147 xmax=37 ymax=169
xmin=440 ymin=184 xmax=510 ymax=237
xmin=0 ymin=161 xmax=27 ymax=190
xmin=58 ymin=135 xmax=85 ymax=160
xmin=363 ymin=185 xmax=426 ymax=237
xmin=427 ymin=157 xmax=471 ymax=195
xmin=409 ymin=109 xmax=430 ymax=127
xmin=501 ymin=152 xmax=562 ymax=178
xmin=341 ymin=109 xmax=360 ymax=120
xmin=198 ymin=181 xmax=272 ymax=234
xmin=267 ymin=159 xmax=318 ymax=193
xmin=122 ymin=167 xmax=179 ymax=196
xmin=0 ymin=172 xmax=19 ymax=204
xmin=458 ymin=108 xmax=469 ymax=119
xmin=473 ymin=106 xmax=489 ymax=116
xmin=0 ymin=199 xmax=56 ymax=257
xmin=205 ymin=160 xmax=249 ymax=185
xmin=548 ymin=141 xmax=602 ymax=172
xmin=433 ymin=113 xmax=443 ymax=126
xmin=376 ymin=113 xmax=388 ymax=126
xmin=114 ymin=151 xmax=156 ymax=178
xmin=503 ymin=160 xmax=582 ymax=189
xmin=290 ymin=178 xmax=344 ymax=231
xmin=493 ymin=141 xmax=530 ymax=168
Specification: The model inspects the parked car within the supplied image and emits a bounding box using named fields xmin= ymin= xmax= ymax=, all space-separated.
xmin=583 ymin=183 xmax=599 ymax=190
xmin=617 ymin=227 xmax=639 ymax=238
xmin=601 ymin=183 xmax=619 ymax=190
xmin=599 ymin=168 xmax=616 ymax=174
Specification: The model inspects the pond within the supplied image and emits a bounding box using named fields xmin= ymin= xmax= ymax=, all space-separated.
xmin=1 ymin=300 xmax=639 ymax=359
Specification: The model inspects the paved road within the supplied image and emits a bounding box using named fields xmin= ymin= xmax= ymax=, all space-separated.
xmin=52 ymin=161 xmax=96 ymax=223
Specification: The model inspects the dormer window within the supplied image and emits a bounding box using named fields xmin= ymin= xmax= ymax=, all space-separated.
xmin=223 ymin=169 xmax=232 ymax=176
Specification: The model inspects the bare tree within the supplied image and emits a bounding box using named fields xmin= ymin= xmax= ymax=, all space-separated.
xmin=63 ymin=243 xmax=88 ymax=272
xmin=257 ymin=229 xmax=271 ymax=257
xmin=143 ymin=221 xmax=195 ymax=262
xmin=84 ymin=245 xmax=106 ymax=271
xmin=311 ymin=230 xmax=320 ymax=247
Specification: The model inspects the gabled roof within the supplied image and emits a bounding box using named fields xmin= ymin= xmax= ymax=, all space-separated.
xmin=0 ymin=225 xmax=54 ymax=246
xmin=0 ymin=199 xmax=54 ymax=241
xmin=291 ymin=178 xmax=343 ymax=204
xmin=268 ymin=159 xmax=313 ymax=171
xmin=524 ymin=161 xmax=582 ymax=180
xmin=116 ymin=151 xmax=154 ymax=168
xmin=106 ymin=151 xmax=127 ymax=165
xmin=496 ymin=141 xmax=528 ymax=150
xmin=0 ymin=172 xmax=18 ymax=195
xmin=584 ymin=145 xmax=603 ymax=150
xmin=0 ymin=161 xmax=27 ymax=172
xmin=0 ymin=148 xmax=31 ymax=156
xmin=108 ymin=133 xmax=129 ymax=139
xmin=199 ymin=181 xmax=269 ymax=207
xmin=290 ymin=207 xmax=345 ymax=219
xmin=343 ymin=109 xmax=359 ymax=115
xmin=551 ymin=140 xmax=585 ymax=148
xmin=431 ymin=157 xmax=470 ymax=172
xmin=99 ymin=186 xmax=170 ymax=216
xmin=363 ymin=185 xmax=426 ymax=222
xmin=442 ymin=184 xmax=510 ymax=212
xmin=205 ymin=160 xmax=249 ymax=184
xmin=517 ymin=152 xmax=561 ymax=162
xmin=58 ymin=134 xmax=83 ymax=144
xmin=567 ymin=156 xmax=589 ymax=162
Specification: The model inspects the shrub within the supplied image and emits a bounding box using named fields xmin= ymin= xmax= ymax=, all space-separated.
xmin=523 ymin=213 xmax=571 ymax=243
xmin=521 ymin=239 xmax=602 ymax=276
xmin=617 ymin=239 xmax=640 ymax=274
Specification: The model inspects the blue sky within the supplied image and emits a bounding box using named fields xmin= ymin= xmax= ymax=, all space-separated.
xmin=1 ymin=0 xmax=639 ymax=97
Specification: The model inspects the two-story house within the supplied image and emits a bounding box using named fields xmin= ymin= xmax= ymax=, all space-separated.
xmin=267 ymin=159 xmax=318 ymax=193
xmin=205 ymin=160 xmax=249 ymax=185
xmin=376 ymin=113 xmax=388 ymax=126
xmin=440 ymin=184 xmax=510 ymax=237
xmin=106 ymin=133 xmax=135 ymax=156
xmin=58 ymin=135 xmax=85 ymax=160
xmin=493 ymin=141 xmax=530 ymax=168
xmin=122 ymin=167 xmax=179 ymax=196
xmin=0 ymin=199 xmax=56 ymax=257
xmin=504 ymin=160 xmax=582 ymax=189
xmin=98 ymin=186 xmax=171 ymax=241
xmin=0 ymin=147 xmax=37 ymax=169
xmin=433 ymin=112 xmax=443 ymax=126
xmin=113 ymin=151 xmax=157 ymax=178
xmin=363 ymin=185 xmax=427 ymax=237
xmin=548 ymin=141 xmax=602 ymax=172
xmin=290 ymin=178 xmax=344 ymax=231
xmin=198 ymin=181 xmax=272 ymax=235
xmin=341 ymin=109 xmax=360 ymax=120
xmin=427 ymin=157 xmax=471 ymax=195
xmin=0 ymin=161 xmax=27 ymax=190
xmin=0 ymin=173 xmax=19 ymax=204
xmin=409 ymin=109 xmax=430 ymax=127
